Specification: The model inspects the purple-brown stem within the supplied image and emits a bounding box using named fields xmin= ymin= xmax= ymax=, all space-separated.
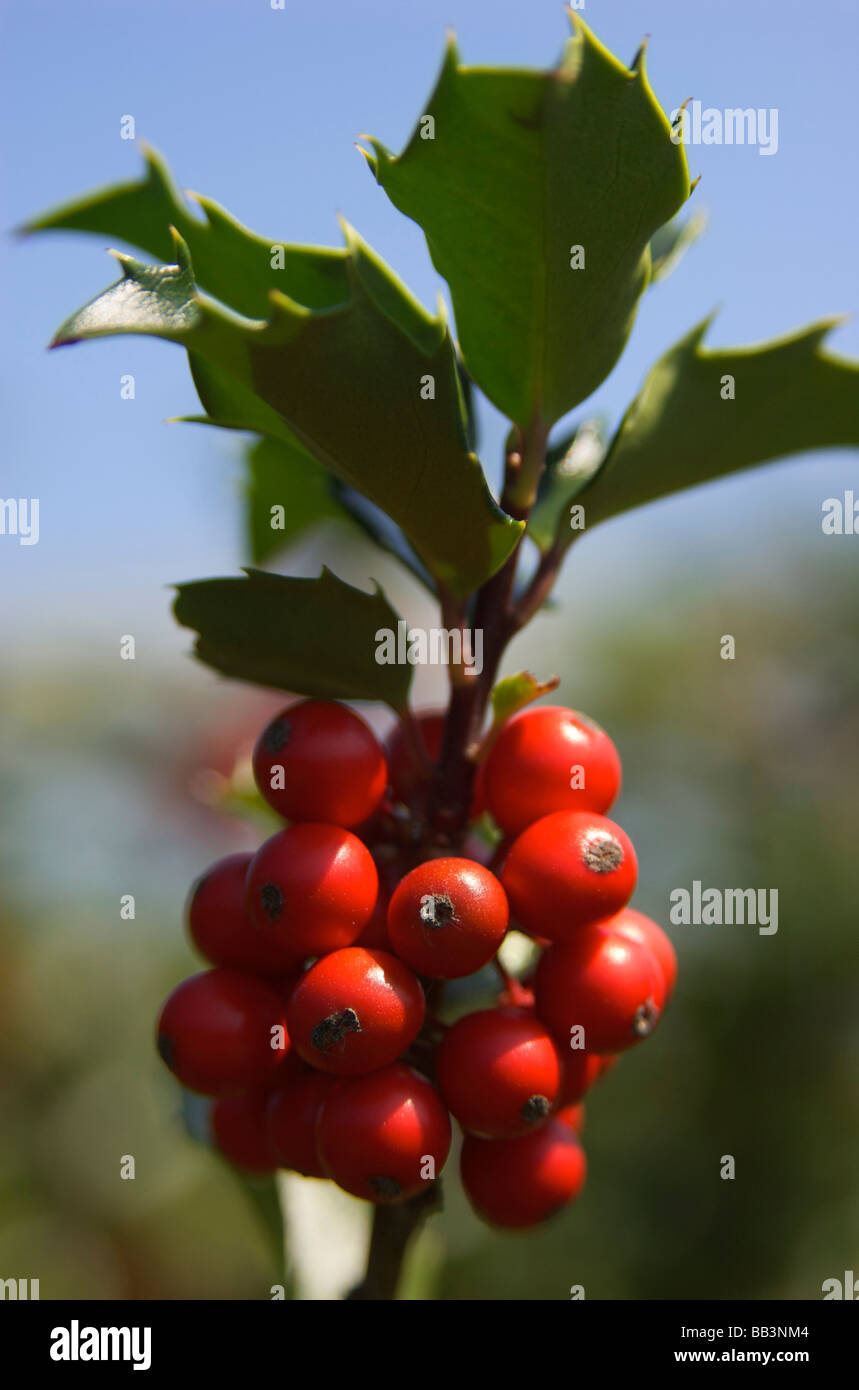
xmin=348 ymin=418 xmax=554 ymax=1300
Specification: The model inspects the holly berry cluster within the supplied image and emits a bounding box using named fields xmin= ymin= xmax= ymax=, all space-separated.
xmin=156 ymin=698 xmax=676 ymax=1229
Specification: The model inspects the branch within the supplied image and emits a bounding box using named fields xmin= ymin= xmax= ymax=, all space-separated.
xmin=509 ymin=537 xmax=570 ymax=634
xmin=424 ymin=417 xmax=552 ymax=839
xmin=345 ymin=1183 xmax=442 ymax=1300
xmin=348 ymin=420 xmax=557 ymax=1299
xmin=398 ymin=704 xmax=434 ymax=782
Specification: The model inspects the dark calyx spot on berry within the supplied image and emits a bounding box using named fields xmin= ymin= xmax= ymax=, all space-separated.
xmin=521 ymin=1094 xmax=551 ymax=1124
xmin=632 ymin=1001 xmax=660 ymax=1038
xmin=368 ymin=1175 xmax=402 ymax=1201
xmin=260 ymin=882 xmax=284 ymax=921
xmin=156 ymin=1034 xmax=174 ymax=1069
xmin=419 ymin=893 xmax=457 ymax=930
xmin=263 ymin=719 xmax=290 ymax=755
xmin=582 ymin=835 xmax=623 ymax=874
xmin=311 ymin=1008 xmax=362 ymax=1053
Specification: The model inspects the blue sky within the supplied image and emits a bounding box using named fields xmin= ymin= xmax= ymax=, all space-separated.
xmin=2 ymin=0 xmax=857 ymax=653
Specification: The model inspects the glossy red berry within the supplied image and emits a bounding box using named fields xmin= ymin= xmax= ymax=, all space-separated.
xmin=385 ymin=711 xmax=444 ymax=803
xmin=266 ymin=1066 xmax=337 ymax=1177
xmin=558 ymin=1048 xmax=607 ymax=1105
xmin=316 ymin=1062 xmax=451 ymax=1203
xmin=436 ymin=1007 xmax=562 ymax=1137
xmin=535 ymin=925 xmax=665 ymax=1054
xmin=212 ymin=1088 xmax=279 ymax=1173
xmin=354 ymin=882 xmax=392 ymax=950
xmin=156 ymin=969 xmax=289 ymax=1096
xmin=186 ymin=852 xmax=300 ymax=977
xmin=485 ymin=705 xmax=622 ymax=836
xmin=286 ymin=947 xmax=425 ymax=1075
xmin=387 ymin=857 xmax=508 ymax=978
xmin=556 ymin=1102 xmax=586 ymax=1134
xmin=461 ymin=1119 xmax=587 ymax=1228
xmin=253 ymin=700 xmax=387 ymax=828
xmin=501 ymin=810 xmax=637 ymax=940
xmin=246 ymin=823 xmax=378 ymax=957
xmin=607 ymin=907 xmax=678 ymax=999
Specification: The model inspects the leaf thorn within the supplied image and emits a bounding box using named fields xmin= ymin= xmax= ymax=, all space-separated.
xmin=630 ymin=35 xmax=650 ymax=72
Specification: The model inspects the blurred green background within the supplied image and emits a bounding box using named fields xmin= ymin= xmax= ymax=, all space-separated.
xmin=2 ymin=522 xmax=856 ymax=1300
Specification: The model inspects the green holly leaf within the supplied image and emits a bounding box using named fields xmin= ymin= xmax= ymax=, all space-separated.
xmin=580 ymin=317 xmax=859 ymax=529
xmin=23 ymin=144 xmax=349 ymax=320
xmin=245 ymin=437 xmax=343 ymax=565
xmin=648 ymin=211 xmax=707 ymax=285
xmin=332 ymin=484 xmax=437 ymax=594
xmin=173 ymin=567 xmax=412 ymax=710
xmin=179 ymin=353 xmax=307 ymax=444
xmin=171 ymin=350 xmax=353 ymax=564
xmin=363 ymin=15 xmax=690 ymax=429
xmin=49 ymin=228 xmax=523 ymax=597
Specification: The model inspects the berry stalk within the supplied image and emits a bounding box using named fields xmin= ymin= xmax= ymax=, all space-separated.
xmin=356 ymin=426 xmax=554 ymax=1294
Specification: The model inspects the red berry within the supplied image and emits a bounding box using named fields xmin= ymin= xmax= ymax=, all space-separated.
xmin=461 ymin=1119 xmax=587 ymax=1228
xmin=355 ymin=882 xmax=392 ymax=950
xmin=387 ymin=857 xmax=508 ymax=978
xmin=316 ymin=1062 xmax=451 ymax=1203
xmin=436 ymin=1007 xmax=562 ymax=1137
xmin=386 ymin=710 xmax=486 ymax=816
xmin=286 ymin=947 xmax=425 ymax=1075
xmin=535 ymin=926 xmax=664 ymax=1054
xmin=501 ymin=810 xmax=637 ymax=939
xmin=253 ymin=700 xmax=387 ymax=828
xmin=267 ymin=963 xmax=309 ymax=1000
xmin=484 ymin=705 xmax=622 ymax=836
xmin=556 ymin=1102 xmax=586 ymax=1134
xmin=386 ymin=711 xmax=444 ymax=803
xmin=212 ymin=1088 xmax=279 ymax=1173
xmin=558 ymin=1049 xmax=606 ymax=1105
xmin=267 ymin=1066 xmax=337 ymax=1177
xmin=607 ymin=907 xmax=678 ymax=999
xmin=186 ymin=852 xmax=300 ymax=977
xmin=156 ymin=969 xmax=289 ymax=1096
xmin=246 ymin=823 xmax=378 ymax=957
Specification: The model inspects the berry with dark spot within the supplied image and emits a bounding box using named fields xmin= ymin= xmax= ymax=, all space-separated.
xmin=501 ymin=810 xmax=637 ymax=939
xmin=253 ymin=699 xmax=388 ymax=828
xmin=387 ymin=857 xmax=508 ymax=978
xmin=316 ymin=1063 xmax=451 ymax=1203
xmin=245 ymin=823 xmax=378 ymax=957
xmin=287 ymin=947 xmax=424 ymax=1075
xmin=436 ymin=1006 xmax=562 ymax=1138
xmin=535 ymin=925 xmax=665 ymax=1054
xmin=156 ymin=968 xmax=289 ymax=1096
xmin=187 ymin=853 xmax=302 ymax=976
